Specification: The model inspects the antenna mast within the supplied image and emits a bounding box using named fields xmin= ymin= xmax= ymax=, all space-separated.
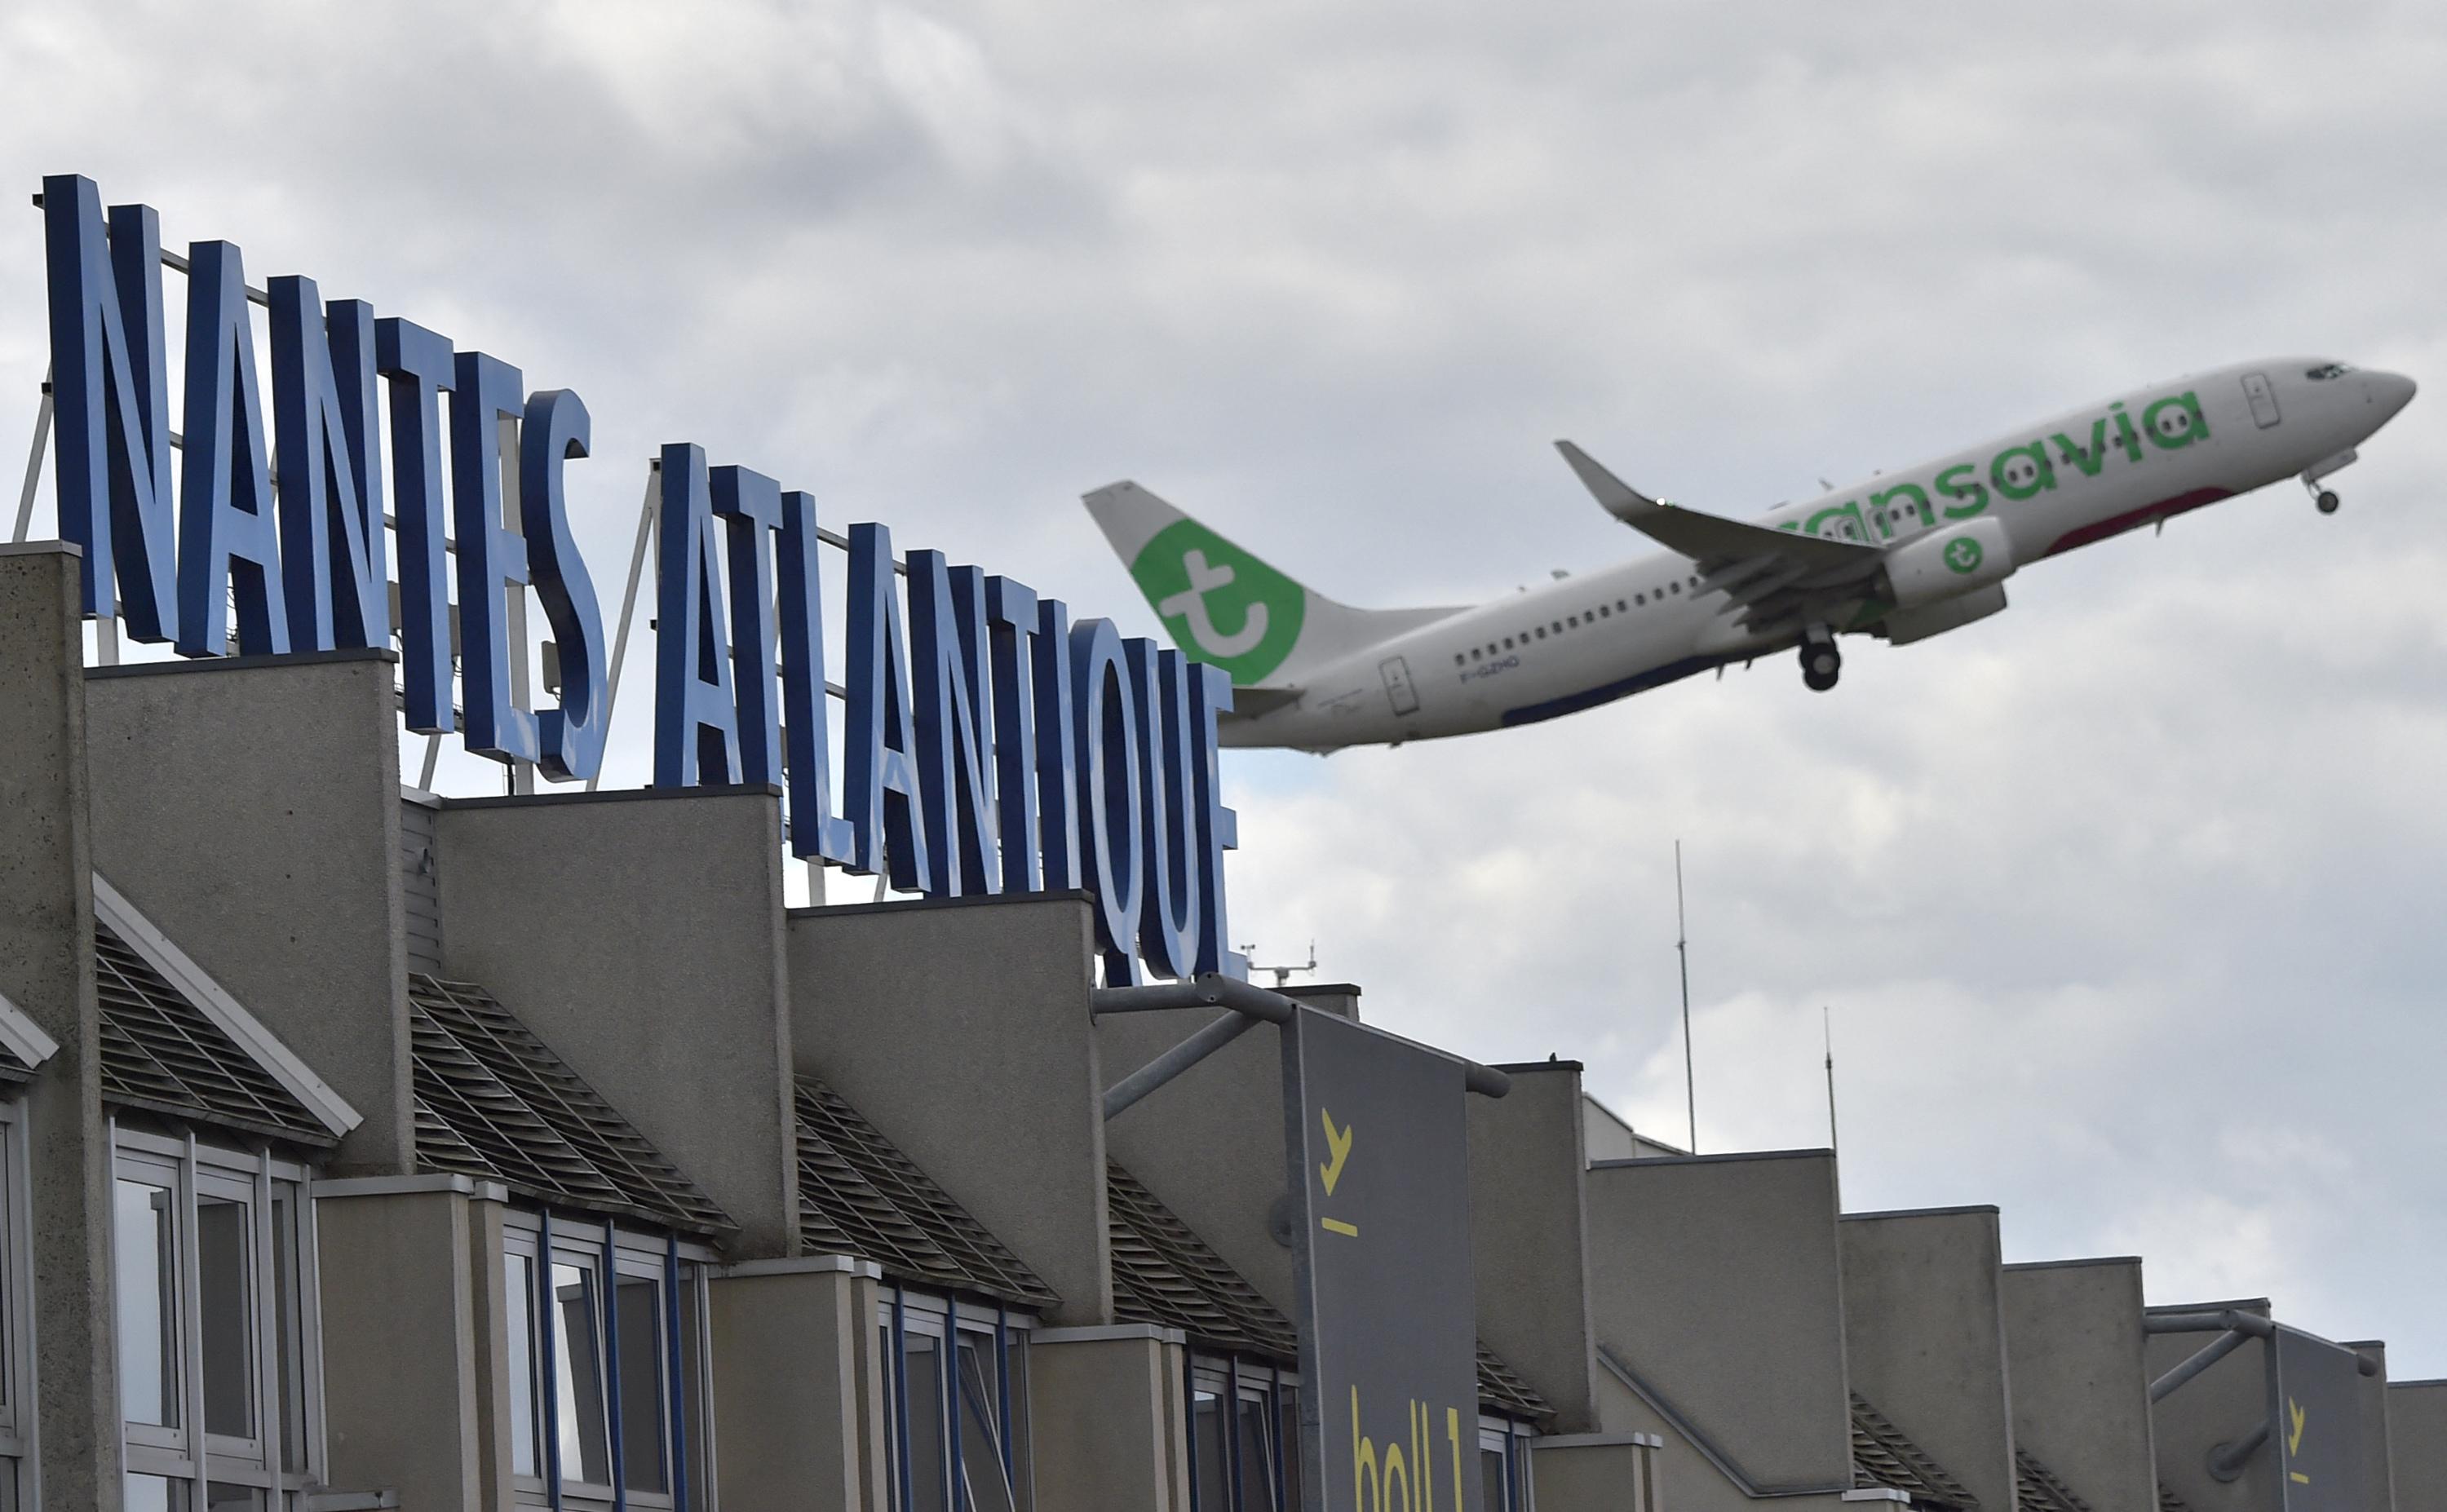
xmin=1823 ymin=1006 xmax=1839 ymax=1155
xmin=1675 ymin=841 xmax=1696 ymax=1153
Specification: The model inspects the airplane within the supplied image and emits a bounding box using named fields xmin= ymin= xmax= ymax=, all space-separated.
xmin=1084 ymin=357 xmax=2416 ymax=751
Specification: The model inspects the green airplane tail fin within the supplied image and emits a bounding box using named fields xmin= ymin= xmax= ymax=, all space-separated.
xmin=1082 ymin=480 xmax=1461 ymax=687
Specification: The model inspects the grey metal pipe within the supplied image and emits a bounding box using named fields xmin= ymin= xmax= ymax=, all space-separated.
xmin=1464 ymin=1063 xmax=1513 ymax=1098
xmin=1092 ymin=975 xmax=1295 ymax=1023
xmin=1102 ymin=1008 xmax=1263 ymax=1120
xmin=2151 ymin=1329 xmax=2250 ymax=1403
xmin=2144 ymin=1310 xmax=2275 ymax=1338
xmin=2209 ymin=1421 xmax=2270 ymax=1482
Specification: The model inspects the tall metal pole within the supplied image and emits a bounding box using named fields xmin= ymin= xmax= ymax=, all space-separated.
xmin=1675 ymin=840 xmax=1696 ymax=1154
xmin=1823 ymin=1006 xmax=1839 ymax=1155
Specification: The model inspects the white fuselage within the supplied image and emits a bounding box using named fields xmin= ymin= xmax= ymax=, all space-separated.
xmin=1224 ymin=358 xmax=2414 ymax=749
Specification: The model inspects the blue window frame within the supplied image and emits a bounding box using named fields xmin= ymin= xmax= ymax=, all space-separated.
xmin=504 ymin=1214 xmax=716 ymax=1510
xmin=877 ymin=1289 xmax=1036 ymax=1512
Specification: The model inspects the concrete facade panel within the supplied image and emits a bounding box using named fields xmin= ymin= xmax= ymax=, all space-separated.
xmin=435 ymin=789 xmax=799 ymax=1258
xmin=1584 ymin=1152 xmax=1853 ymax=1493
xmin=1469 ymin=1063 xmax=1601 ymax=1433
xmin=2002 ymin=1258 xmax=2157 ymax=1512
xmin=1029 ymin=1332 xmax=1191 ymax=1510
xmin=1839 ymin=1209 xmax=2016 ymax=1512
xmin=83 ymin=651 xmax=414 ymax=1174
xmin=316 ymin=1187 xmax=485 ymax=1509
xmin=790 ymin=897 xmax=1113 ymax=1325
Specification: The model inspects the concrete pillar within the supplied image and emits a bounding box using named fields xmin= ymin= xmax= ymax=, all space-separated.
xmin=2347 ymin=1343 xmax=2396 ymax=1512
xmin=709 ymin=1257 xmax=892 ymax=1510
xmin=1532 ymin=1433 xmax=1666 ymax=1511
xmin=0 ymin=543 xmax=121 ymax=1510
xmin=2002 ymin=1258 xmax=2157 ymax=1512
xmin=1468 ymin=1061 xmax=1601 ymax=1433
xmin=790 ymin=895 xmax=1113 ymax=1326
xmin=1029 ymin=1325 xmax=1192 ymax=1511
xmin=83 ymin=648 xmax=414 ymax=1174
xmin=2387 ymin=1382 xmax=2445 ymax=1512
xmin=1839 ymin=1207 xmax=2016 ymax=1512
xmin=435 ymin=788 xmax=799 ymax=1258
xmin=315 ymin=1178 xmax=494 ymax=1510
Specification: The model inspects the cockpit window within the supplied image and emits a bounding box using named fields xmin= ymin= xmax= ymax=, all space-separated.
xmin=2305 ymin=363 xmax=2355 ymax=380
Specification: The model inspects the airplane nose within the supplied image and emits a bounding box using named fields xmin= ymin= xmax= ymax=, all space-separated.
xmin=2368 ymin=369 xmax=2418 ymax=419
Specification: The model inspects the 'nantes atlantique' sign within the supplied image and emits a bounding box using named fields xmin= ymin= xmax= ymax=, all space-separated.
xmin=39 ymin=173 xmax=1233 ymax=983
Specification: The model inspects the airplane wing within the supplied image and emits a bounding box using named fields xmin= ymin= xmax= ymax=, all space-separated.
xmin=1555 ymin=440 xmax=1883 ymax=634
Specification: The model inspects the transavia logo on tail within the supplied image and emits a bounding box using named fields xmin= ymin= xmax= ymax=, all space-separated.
xmin=1945 ymin=537 xmax=1985 ymax=575
xmin=1131 ymin=520 xmax=1307 ymax=684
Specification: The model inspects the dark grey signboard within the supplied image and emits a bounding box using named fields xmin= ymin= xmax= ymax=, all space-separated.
xmin=2271 ymin=1325 xmax=2365 ymax=1512
xmin=1280 ymin=1006 xmax=1485 ymax=1512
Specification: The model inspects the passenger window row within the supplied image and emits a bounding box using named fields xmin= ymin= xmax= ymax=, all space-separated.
xmin=1454 ymin=575 xmax=1704 ymax=665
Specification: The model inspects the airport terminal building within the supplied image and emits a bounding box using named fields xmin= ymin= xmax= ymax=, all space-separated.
xmin=0 ymin=174 xmax=2437 ymax=1510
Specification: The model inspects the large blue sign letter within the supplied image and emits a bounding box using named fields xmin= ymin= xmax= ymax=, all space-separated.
xmin=270 ymin=276 xmax=387 ymax=652
xmin=713 ymin=466 xmax=784 ymax=787
xmin=450 ymin=353 xmax=537 ymax=764
xmin=908 ymin=551 xmax=999 ymax=897
xmin=177 ymin=241 xmax=287 ymax=657
xmin=777 ymin=490 xmax=856 ymax=864
xmin=653 ymin=444 xmax=741 ymax=786
xmin=42 ymin=177 xmax=176 ymax=638
xmin=845 ymin=523 xmax=933 ymax=892
xmin=1071 ymin=618 xmax=1144 ymax=984
xmin=377 ymin=318 xmax=457 ymax=734
xmin=520 ymin=390 xmax=611 ymax=781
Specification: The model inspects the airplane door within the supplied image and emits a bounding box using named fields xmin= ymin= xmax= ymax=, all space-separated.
xmin=2242 ymin=371 xmax=2281 ymax=428
xmin=1379 ymin=656 xmax=1421 ymax=716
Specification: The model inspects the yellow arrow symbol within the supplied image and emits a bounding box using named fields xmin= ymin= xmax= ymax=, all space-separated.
xmin=1319 ymin=1109 xmax=1354 ymax=1195
xmin=2289 ymin=1399 xmax=2306 ymax=1456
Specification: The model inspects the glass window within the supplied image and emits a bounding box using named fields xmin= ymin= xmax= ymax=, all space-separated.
xmin=1193 ymin=1380 xmax=1229 ymax=1512
xmin=197 ymin=1190 xmax=257 ymax=1441
xmin=206 ymin=1486 xmax=267 ymax=1511
xmin=957 ymin=1338 xmax=1018 ymax=1512
xmin=125 ymin=1473 xmax=192 ymax=1512
xmin=116 ymin=1176 xmax=181 ymax=1429
xmin=550 ymin=1260 xmax=613 ymax=1488
xmin=505 ymin=1253 xmax=540 ymax=1479
xmin=1481 ymin=1447 xmax=1509 ymax=1510
xmin=1276 ymin=1385 xmax=1304 ymax=1512
xmin=616 ymin=1274 xmax=669 ymax=1495
xmin=905 ymin=1330 xmax=949 ymax=1512
xmin=268 ymin=1187 xmax=307 ymax=1475
xmin=1237 ymin=1393 xmax=1277 ymax=1512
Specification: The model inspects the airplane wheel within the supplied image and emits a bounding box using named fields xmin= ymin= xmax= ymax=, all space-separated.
xmin=1801 ymin=639 xmax=1841 ymax=692
xmin=2316 ymin=490 xmax=2340 ymax=515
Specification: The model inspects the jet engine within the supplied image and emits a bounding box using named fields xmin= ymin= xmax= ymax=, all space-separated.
xmin=1883 ymin=518 xmax=2015 ymax=608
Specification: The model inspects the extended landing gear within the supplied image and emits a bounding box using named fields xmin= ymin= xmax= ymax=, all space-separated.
xmin=1799 ymin=626 xmax=1841 ymax=692
xmin=2303 ymin=449 xmax=2356 ymax=515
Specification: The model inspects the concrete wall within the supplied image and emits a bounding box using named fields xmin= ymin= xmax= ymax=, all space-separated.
xmin=0 ymin=544 xmax=122 ymax=1509
xmin=1097 ymin=1000 xmax=1298 ymax=1318
xmin=435 ymin=787 xmax=799 ymax=1258
xmin=2348 ymin=1344 xmax=2396 ymax=1512
xmin=790 ymin=895 xmax=1113 ymax=1326
xmin=1840 ymin=1207 xmax=2016 ymax=1512
xmin=315 ymin=1180 xmax=493 ymax=1510
xmin=1029 ymin=1326 xmax=1193 ymax=1511
xmin=1583 ymin=1096 xmax=1640 ymax=1164
xmin=83 ymin=648 xmax=414 ymax=1175
xmin=712 ymin=1258 xmax=892 ymax=1510
xmin=2387 ymin=1382 xmax=2445 ymax=1512
xmin=1584 ymin=1151 xmax=1854 ymax=1500
xmin=2002 ymin=1258 xmax=2157 ymax=1512
xmin=2147 ymin=1301 xmax=2278 ymax=1512
xmin=1470 ymin=1062 xmax=1600 ymax=1433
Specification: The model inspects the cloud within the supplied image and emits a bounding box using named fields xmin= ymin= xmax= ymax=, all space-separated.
xmin=3 ymin=0 xmax=2442 ymax=1368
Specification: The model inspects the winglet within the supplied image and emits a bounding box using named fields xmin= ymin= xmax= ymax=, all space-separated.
xmin=1555 ymin=440 xmax=1666 ymax=525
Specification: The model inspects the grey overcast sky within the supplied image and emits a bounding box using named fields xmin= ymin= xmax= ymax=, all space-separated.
xmin=5 ymin=2 xmax=2442 ymax=1368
